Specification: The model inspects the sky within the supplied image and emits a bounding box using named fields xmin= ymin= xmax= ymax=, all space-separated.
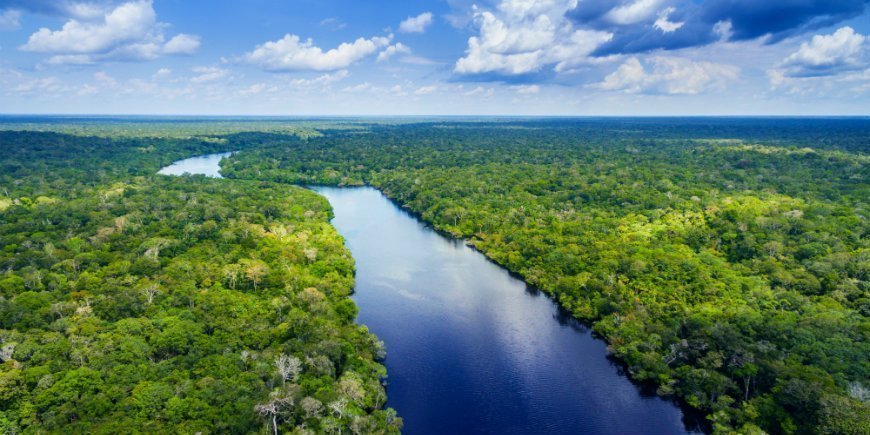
xmin=0 ymin=0 xmax=868 ymax=116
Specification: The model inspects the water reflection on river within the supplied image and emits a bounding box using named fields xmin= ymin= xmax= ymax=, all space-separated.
xmin=314 ymin=186 xmax=701 ymax=435
xmin=158 ymin=153 xmax=701 ymax=434
xmin=157 ymin=152 xmax=233 ymax=178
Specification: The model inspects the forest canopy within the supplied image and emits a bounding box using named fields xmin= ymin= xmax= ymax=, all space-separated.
xmin=221 ymin=118 xmax=869 ymax=435
xmin=0 ymin=128 xmax=401 ymax=434
xmin=0 ymin=116 xmax=867 ymax=434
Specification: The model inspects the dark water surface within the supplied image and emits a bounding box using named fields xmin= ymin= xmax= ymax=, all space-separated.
xmin=313 ymin=186 xmax=702 ymax=435
xmin=158 ymin=154 xmax=701 ymax=434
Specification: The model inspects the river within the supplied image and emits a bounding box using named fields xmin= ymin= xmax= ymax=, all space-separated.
xmin=161 ymin=153 xmax=703 ymax=435
xmin=157 ymin=152 xmax=233 ymax=178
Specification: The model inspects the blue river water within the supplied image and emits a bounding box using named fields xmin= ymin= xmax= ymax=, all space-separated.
xmin=161 ymin=153 xmax=703 ymax=435
xmin=314 ymin=186 xmax=702 ymax=435
xmin=157 ymin=152 xmax=233 ymax=178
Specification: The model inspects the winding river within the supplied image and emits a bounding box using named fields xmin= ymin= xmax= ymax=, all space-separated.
xmin=161 ymin=153 xmax=702 ymax=435
xmin=157 ymin=152 xmax=233 ymax=178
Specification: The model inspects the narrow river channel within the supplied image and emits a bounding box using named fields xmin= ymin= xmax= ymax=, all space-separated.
xmin=161 ymin=153 xmax=702 ymax=435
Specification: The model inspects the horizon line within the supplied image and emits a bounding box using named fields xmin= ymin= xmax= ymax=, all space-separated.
xmin=0 ymin=113 xmax=868 ymax=119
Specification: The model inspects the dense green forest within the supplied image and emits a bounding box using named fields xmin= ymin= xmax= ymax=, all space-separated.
xmin=221 ymin=119 xmax=869 ymax=434
xmin=1 ymin=118 xmax=868 ymax=434
xmin=0 ymin=130 xmax=401 ymax=434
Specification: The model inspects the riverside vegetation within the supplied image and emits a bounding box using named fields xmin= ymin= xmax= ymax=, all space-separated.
xmin=0 ymin=117 xmax=867 ymax=434
xmin=0 ymin=129 xmax=401 ymax=434
xmin=220 ymin=118 xmax=869 ymax=434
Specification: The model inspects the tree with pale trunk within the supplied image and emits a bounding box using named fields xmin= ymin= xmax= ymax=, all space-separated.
xmin=275 ymin=353 xmax=302 ymax=384
xmin=329 ymin=397 xmax=348 ymax=419
xmin=241 ymin=259 xmax=269 ymax=290
xmin=255 ymin=395 xmax=293 ymax=435
xmin=140 ymin=283 xmax=160 ymax=304
xmin=223 ymin=263 xmax=242 ymax=289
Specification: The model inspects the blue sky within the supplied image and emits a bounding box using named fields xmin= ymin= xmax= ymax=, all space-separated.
xmin=0 ymin=0 xmax=868 ymax=115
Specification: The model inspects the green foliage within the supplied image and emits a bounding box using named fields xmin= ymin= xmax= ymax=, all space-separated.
xmin=3 ymin=117 xmax=867 ymax=434
xmin=224 ymin=119 xmax=869 ymax=434
xmin=0 ymin=131 xmax=400 ymax=434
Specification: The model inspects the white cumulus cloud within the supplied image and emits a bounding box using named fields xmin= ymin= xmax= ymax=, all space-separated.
xmin=245 ymin=34 xmax=391 ymax=71
xmin=454 ymin=1 xmax=612 ymax=75
xmin=399 ymin=12 xmax=434 ymax=33
xmin=605 ymin=0 xmax=665 ymax=25
xmin=22 ymin=1 xmax=156 ymax=54
xmin=596 ymin=57 xmax=647 ymax=93
xmin=594 ymin=56 xmax=739 ymax=95
xmin=163 ymin=34 xmax=200 ymax=55
xmin=653 ymin=7 xmax=684 ymax=33
xmin=378 ymin=43 xmax=411 ymax=62
xmin=19 ymin=0 xmax=200 ymax=64
xmin=779 ymin=27 xmax=866 ymax=77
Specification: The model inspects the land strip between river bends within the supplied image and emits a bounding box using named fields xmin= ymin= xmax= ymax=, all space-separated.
xmin=221 ymin=120 xmax=870 ymax=435
xmin=0 ymin=130 xmax=402 ymax=434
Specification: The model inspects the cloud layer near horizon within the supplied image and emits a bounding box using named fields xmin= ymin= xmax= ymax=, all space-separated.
xmin=0 ymin=0 xmax=867 ymax=115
